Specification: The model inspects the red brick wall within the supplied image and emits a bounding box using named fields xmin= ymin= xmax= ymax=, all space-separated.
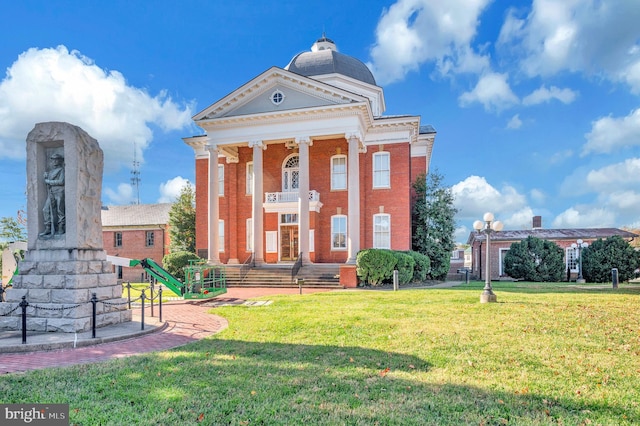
xmin=194 ymin=139 xmax=418 ymax=264
xmin=102 ymin=228 xmax=166 ymax=283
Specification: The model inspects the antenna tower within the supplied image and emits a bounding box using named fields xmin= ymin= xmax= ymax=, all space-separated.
xmin=131 ymin=144 xmax=141 ymax=204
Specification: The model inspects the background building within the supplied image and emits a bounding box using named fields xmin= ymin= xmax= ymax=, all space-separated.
xmin=101 ymin=203 xmax=171 ymax=282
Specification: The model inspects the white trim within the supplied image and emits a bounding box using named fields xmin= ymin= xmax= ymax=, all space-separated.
xmin=331 ymin=154 xmax=347 ymax=190
xmin=246 ymin=218 xmax=253 ymax=252
xmin=499 ymin=248 xmax=510 ymax=276
xmin=309 ymin=229 xmax=315 ymax=253
xmin=246 ymin=162 xmax=253 ymax=195
xmin=331 ymin=215 xmax=348 ymax=250
xmin=373 ymin=213 xmax=391 ymax=249
xmin=373 ymin=151 xmax=390 ymax=189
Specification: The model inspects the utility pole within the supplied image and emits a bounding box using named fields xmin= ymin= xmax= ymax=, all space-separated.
xmin=131 ymin=144 xmax=141 ymax=204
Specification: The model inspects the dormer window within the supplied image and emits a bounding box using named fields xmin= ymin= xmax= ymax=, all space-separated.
xmin=271 ymin=90 xmax=285 ymax=105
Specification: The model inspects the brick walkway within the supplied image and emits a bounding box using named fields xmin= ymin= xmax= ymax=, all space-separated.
xmin=0 ymin=287 xmax=334 ymax=375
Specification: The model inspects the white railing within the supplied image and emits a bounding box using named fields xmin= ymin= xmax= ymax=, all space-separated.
xmin=265 ymin=190 xmax=320 ymax=203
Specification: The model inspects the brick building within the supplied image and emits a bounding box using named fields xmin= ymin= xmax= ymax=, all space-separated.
xmin=467 ymin=216 xmax=638 ymax=281
xmin=101 ymin=203 xmax=171 ymax=282
xmin=183 ymin=35 xmax=436 ymax=286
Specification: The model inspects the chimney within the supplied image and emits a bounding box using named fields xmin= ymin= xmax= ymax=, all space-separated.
xmin=532 ymin=216 xmax=542 ymax=229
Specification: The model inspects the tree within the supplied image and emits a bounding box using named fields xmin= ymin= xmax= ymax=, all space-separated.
xmin=411 ymin=170 xmax=458 ymax=280
xmin=0 ymin=216 xmax=27 ymax=273
xmin=168 ymin=183 xmax=196 ymax=253
xmin=503 ymin=236 xmax=564 ymax=282
xmin=581 ymin=235 xmax=639 ymax=283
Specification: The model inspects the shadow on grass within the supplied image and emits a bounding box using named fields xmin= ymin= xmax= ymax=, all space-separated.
xmin=7 ymin=338 xmax=632 ymax=425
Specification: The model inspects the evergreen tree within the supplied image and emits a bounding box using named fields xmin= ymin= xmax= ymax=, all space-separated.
xmin=411 ymin=170 xmax=458 ymax=280
xmin=503 ymin=236 xmax=564 ymax=282
xmin=581 ymin=235 xmax=639 ymax=283
xmin=168 ymin=183 xmax=196 ymax=254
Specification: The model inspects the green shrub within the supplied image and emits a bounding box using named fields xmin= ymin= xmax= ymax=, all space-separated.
xmin=162 ymin=251 xmax=200 ymax=281
xmin=405 ymin=251 xmax=430 ymax=282
xmin=582 ymin=236 xmax=639 ymax=283
xmin=393 ymin=251 xmax=415 ymax=285
xmin=356 ymin=249 xmax=397 ymax=286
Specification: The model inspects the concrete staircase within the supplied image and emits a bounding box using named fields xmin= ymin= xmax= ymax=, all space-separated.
xmin=224 ymin=264 xmax=342 ymax=288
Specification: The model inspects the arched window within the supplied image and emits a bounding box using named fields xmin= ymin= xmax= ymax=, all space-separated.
xmin=282 ymin=154 xmax=299 ymax=192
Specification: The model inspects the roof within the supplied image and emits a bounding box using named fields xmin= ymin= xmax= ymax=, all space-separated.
xmin=285 ymin=36 xmax=376 ymax=86
xmin=468 ymin=228 xmax=639 ymax=244
xmin=101 ymin=203 xmax=172 ymax=227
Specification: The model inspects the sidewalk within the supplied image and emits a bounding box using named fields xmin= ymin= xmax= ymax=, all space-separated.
xmin=0 ymin=287 xmax=332 ymax=374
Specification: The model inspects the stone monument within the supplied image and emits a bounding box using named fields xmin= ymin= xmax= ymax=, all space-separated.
xmin=0 ymin=122 xmax=131 ymax=332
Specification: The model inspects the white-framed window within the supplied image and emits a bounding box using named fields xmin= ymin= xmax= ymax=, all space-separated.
xmin=282 ymin=154 xmax=299 ymax=192
xmin=499 ymin=248 xmax=510 ymax=276
xmin=309 ymin=229 xmax=315 ymax=253
xmin=114 ymin=232 xmax=122 ymax=247
xmin=246 ymin=162 xmax=253 ymax=195
xmin=373 ymin=213 xmax=391 ymax=249
xmin=331 ymin=155 xmax=347 ymax=190
xmin=266 ymin=231 xmax=278 ymax=253
xmin=373 ymin=152 xmax=390 ymax=188
xmin=145 ymin=231 xmax=155 ymax=247
xmin=566 ymin=247 xmax=578 ymax=272
xmin=331 ymin=215 xmax=347 ymax=250
xmin=218 ymin=164 xmax=224 ymax=196
xmin=246 ymin=218 xmax=253 ymax=252
xmin=219 ymin=220 xmax=224 ymax=252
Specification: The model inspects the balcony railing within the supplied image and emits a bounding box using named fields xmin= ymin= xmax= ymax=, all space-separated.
xmin=265 ymin=190 xmax=320 ymax=203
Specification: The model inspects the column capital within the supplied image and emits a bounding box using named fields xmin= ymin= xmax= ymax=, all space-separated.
xmin=346 ymin=132 xmax=362 ymax=143
xmin=295 ymin=136 xmax=313 ymax=147
xmin=205 ymin=143 xmax=218 ymax=153
xmin=249 ymin=140 xmax=266 ymax=150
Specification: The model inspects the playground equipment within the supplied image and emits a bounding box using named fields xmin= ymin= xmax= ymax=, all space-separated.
xmin=107 ymin=256 xmax=226 ymax=299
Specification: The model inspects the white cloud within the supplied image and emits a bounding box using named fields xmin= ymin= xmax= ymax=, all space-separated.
xmin=582 ymin=108 xmax=640 ymax=155
xmin=458 ymin=72 xmax=519 ymax=111
xmin=498 ymin=0 xmax=640 ymax=92
xmin=530 ymin=188 xmax=546 ymax=204
xmin=158 ymin=176 xmax=193 ymax=203
xmin=522 ymin=85 xmax=578 ymax=105
xmin=104 ymin=183 xmax=135 ymax=205
xmin=585 ymin=158 xmax=640 ymax=192
xmin=552 ymin=206 xmax=616 ymax=228
xmin=452 ymin=175 xmax=533 ymax=229
xmin=0 ymin=46 xmax=194 ymax=169
xmin=549 ymin=149 xmax=573 ymax=165
xmin=507 ymin=114 xmax=522 ymax=129
xmin=368 ymin=0 xmax=492 ymax=84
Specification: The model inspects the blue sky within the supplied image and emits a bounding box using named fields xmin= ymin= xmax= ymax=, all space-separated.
xmin=1 ymin=0 xmax=639 ymax=243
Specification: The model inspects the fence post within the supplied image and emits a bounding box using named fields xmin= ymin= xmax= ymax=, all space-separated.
xmin=91 ymin=293 xmax=97 ymax=338
xmin=393 ymin=270 xmax=399 ymax=291
xmin=150 ymin=281 xmax=154 ymax=318
xmin=19 ymin=296 xmax=28 ymax=344
xmin=140 ymin=289 xmax=146 ymax=331
xmin=126 ymin=281 xmax=131 ymax=310
xmin=158 ymin=286 xmax=163 ymax=323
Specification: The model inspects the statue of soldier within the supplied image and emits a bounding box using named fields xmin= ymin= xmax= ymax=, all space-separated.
xmin=39 ymin=153 xmax=65 ymax=238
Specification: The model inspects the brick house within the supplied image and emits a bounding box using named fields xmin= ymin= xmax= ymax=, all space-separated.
xmin=467 ymin=216 xmax=638 ymax=281
xmin=101 ymin=203 xmax=171 ymax=282
xmin=182 ymin=35 xmax=436 ymax=286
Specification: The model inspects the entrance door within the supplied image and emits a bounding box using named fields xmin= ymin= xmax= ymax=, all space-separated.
xmin=280 ymin=225 xmax=299 ymax=261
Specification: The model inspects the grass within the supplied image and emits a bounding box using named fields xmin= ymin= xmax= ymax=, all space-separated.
xmin=2 ymin=281 xmax=640 ymax=425
xmin=123 ymin=282 xmax=177 ymax=303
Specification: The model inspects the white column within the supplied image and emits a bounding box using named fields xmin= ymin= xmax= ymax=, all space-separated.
xmin=347 ymin=134 xmax=361 ymax=263
xmin=296 ymin=136 xmax=312 ymax=264
xmin=206 ymin=143 xmax=220 ymax=264
xmin=249 ymin=140 xmax=265 ymax=265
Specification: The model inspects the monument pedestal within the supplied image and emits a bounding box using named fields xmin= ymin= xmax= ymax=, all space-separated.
xmin=2 ymin=248 xmax=130 ymax=333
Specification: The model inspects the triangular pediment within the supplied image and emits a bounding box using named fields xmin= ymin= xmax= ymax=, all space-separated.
xmin=193 ymin=67 xmax=370 ymax=121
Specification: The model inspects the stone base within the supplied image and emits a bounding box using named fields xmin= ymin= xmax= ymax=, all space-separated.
xmin=339 ymin=264 xmax=358 ymax=288
xmin=480 ymin=291 xmax=497 ymax=303
xmin=576 ymin=278 xmax=586 ymax=284
xmin=0 ymin=248 xmax=131 ymax=333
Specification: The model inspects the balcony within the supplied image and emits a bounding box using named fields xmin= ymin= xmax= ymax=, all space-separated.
xmin=263 ymin=190 xmax=322 ymax=213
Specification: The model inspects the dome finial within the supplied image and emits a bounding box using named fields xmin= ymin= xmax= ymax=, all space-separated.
xmin=312 ymin=32 xmax=336 ymax=52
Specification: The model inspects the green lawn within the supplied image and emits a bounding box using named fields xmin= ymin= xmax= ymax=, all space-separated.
xmin=2 ymin=281 xmax=640 ymax=425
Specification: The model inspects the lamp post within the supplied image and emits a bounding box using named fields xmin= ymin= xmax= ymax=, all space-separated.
xmin=473 ymin=212 xmax=504 ymax=303
xmin=571 ymin=239 xmax=588 ymax=283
